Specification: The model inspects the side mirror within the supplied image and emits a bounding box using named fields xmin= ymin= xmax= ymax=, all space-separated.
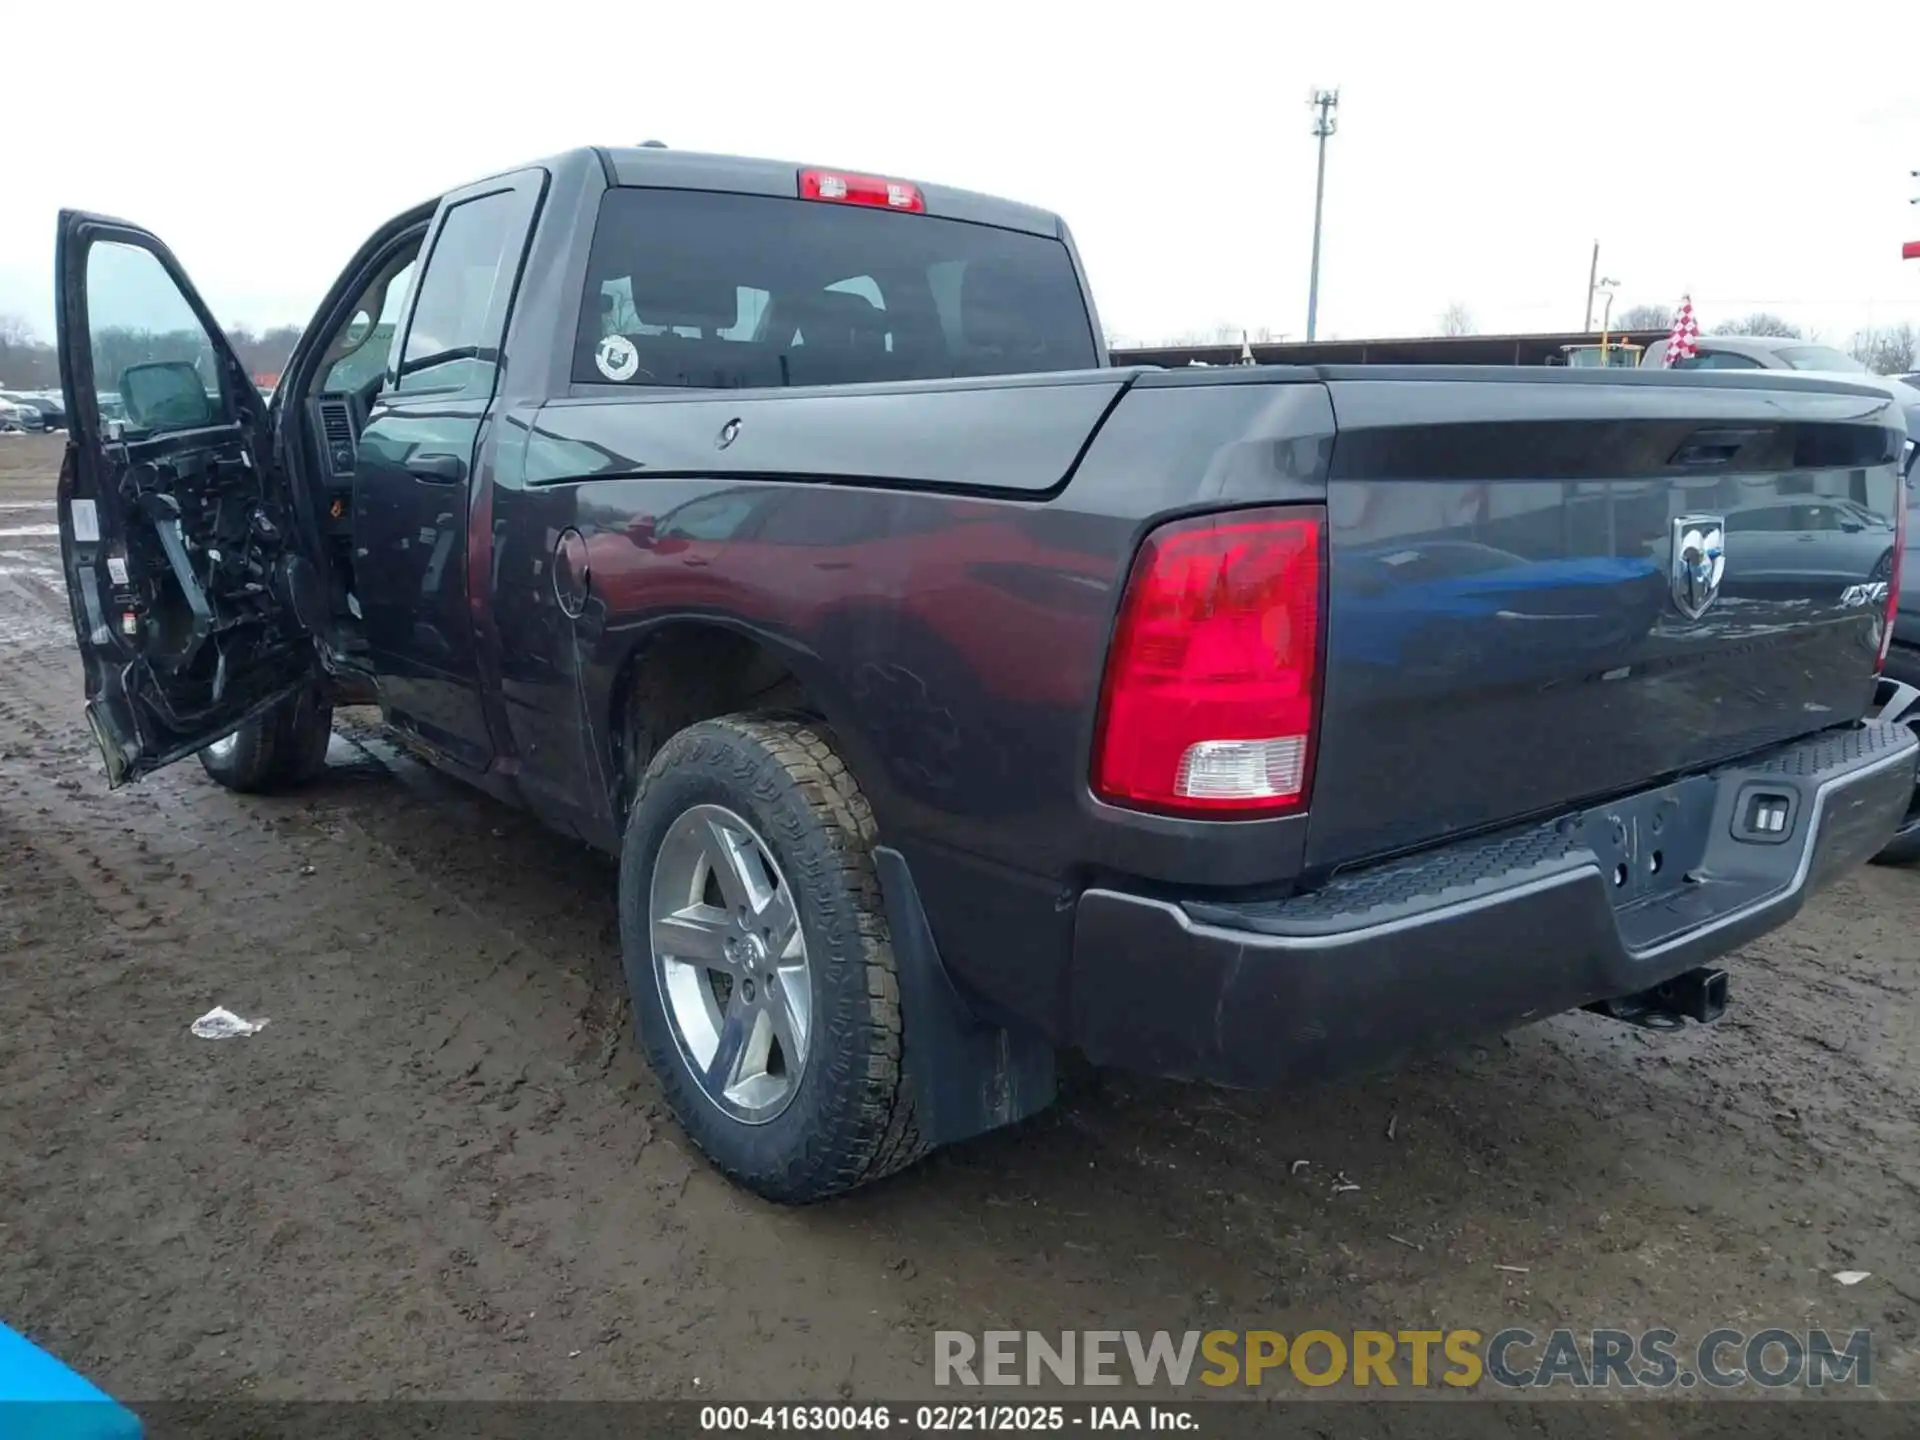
xmin=120 ymin=361 xmax=217 ymax=432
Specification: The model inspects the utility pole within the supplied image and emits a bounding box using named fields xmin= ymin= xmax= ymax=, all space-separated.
xmin=1583 ymin=241 xmax=1600 ymax=330
xmin=1305 ymin=88 xmax=1339 ymax=342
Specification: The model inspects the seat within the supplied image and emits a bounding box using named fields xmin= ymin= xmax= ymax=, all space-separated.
xmin=955 ymin=260 xmax=1057 ymax=373
xmin=779 ymin=289 xmax=892 ymax=386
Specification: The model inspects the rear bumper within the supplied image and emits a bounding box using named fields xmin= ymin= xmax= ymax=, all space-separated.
xmin=1069 ymin=720 xmax=1918 ymax=1088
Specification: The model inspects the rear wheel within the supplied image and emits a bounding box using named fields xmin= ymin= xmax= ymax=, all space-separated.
xmin=617 ymin=715 xmax=924 ymax=1202
xmin=197 ymin=688 xmax=334 ymax=793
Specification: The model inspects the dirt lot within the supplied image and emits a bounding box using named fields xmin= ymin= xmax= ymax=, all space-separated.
xmin=2 ymin=428 xmax=1917 ymax=1411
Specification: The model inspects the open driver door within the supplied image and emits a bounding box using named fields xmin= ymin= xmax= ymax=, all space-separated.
xmin=55 ymin=211 xmax=326 ymax=786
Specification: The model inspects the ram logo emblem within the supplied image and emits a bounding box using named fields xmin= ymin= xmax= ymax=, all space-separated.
xmin=1670 ymin=516 xmax=1726 ymax=620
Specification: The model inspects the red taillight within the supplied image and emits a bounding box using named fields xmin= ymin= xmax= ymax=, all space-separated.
xmin=1880 ymin=470 xmax=1907 ymax=671
xmin=1093 ymin=508 xmax=1325 ymax=816
xmin=798 ymin=168 xmax=925 ymax=213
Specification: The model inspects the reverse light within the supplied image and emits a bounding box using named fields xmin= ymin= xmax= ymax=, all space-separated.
xmin=1093 ymin=508 xmax=1325 ymax=816
xmin=1879 ymin=468 xmax=1907 ymax=672
xmin=798 ymin=168 xmax=925 ymax=213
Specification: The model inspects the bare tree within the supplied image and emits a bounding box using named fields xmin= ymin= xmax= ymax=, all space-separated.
xmin=1438 ymin=302 xmax=1475 ymax=337
xmin=0 ymin=313 xmax=58 ymax=388
xmin=1713 ymin=312 xmax=1802 ymax=339
xmin=1614 ymin=303 xmax=1673 ymax=331
xmin=1848 ymin=323 xmax=1919 ymax=376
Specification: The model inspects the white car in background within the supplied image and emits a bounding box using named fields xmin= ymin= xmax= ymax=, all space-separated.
xmin=0 ymin=391 xmax=55 ymax=431
xmin=1641 ymin=332 xmax=1920 ymax=447
xmin=1639 ymin=334 xmax=1869 ymax=374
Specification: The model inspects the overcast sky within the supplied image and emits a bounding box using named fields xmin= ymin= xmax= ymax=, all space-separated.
xmin=3 ymin=0 xmax=1918 ymax=348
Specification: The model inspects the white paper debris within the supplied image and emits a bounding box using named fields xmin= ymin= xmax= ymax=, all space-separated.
xmin=1833 ymin=1271 xmax=1871 ymax=1286
xmin=191 ymin=1007 xmax=269 ymax=1039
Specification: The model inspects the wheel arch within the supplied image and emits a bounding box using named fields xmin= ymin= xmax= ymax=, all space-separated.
xmin=601 ymin=616 xmax=884 ymax=829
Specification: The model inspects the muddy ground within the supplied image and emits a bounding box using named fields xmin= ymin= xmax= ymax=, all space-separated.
xmin=1 ymin=429 xmax=1916 ymax=1413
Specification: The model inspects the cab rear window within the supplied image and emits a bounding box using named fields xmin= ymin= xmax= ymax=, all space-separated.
xmin=572 ymin=187 xmax=1098 ymax=389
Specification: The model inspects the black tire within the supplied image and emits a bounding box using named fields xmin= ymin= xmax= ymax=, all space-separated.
xmin=1870 ymin=820 xmax=1920 ymax=866
xmin=197 ymin=688 xmax=335 ymax=794
xmin=617 ymin=714 xmax=925 ymax=1202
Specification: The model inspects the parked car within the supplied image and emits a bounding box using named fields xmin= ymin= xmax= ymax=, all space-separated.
xmin=0 ymin=393 xmax=48 ymax=431
xmin=1640 ymin=334 xmax=1872 ymax=373
xmin=1639 ymin=335 xmax=1920 ymax=435
xmin=50 ymin=147 xmax=1915 ymax=1202
xmin=27 ymin=391 xmax=67 ymax=429
xmin=0 ymin=397 xmax=23 ymax=432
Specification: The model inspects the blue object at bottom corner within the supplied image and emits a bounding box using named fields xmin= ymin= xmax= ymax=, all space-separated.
xmin=0 ymin=1323 xmax=142 ymax=1440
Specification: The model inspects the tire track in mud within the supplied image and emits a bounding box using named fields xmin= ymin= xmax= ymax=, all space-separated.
xmin=0 ymin=638 xmax=930 ymax=1401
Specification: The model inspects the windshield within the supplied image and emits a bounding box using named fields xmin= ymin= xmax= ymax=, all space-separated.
xmin=1776 ymin=345 xmax=1867 ymax=373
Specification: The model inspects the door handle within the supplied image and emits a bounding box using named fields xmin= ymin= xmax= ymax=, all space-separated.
xmin=1668 ymin=427 xmax=1766 ymax=467
xmin=405 ymin=453 xmax=467 ymax=484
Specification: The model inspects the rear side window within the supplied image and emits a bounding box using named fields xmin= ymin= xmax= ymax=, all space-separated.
xmin=1672 ymin=351 xmax=1764 ymax=371
xmin=573 ymin=187 xmax=1098 ymax=389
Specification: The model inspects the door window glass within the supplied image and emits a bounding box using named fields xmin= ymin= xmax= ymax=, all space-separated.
xmin=397 ymin=187 xmax=537 ymax=395
xmin=85 ymin=241 xmax=232 ymax=436
xmin=325 ymin=257 xmax=417 ymax=392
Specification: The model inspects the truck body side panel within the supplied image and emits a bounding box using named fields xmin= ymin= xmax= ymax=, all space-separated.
xmin=484 ymin=377 xmax=1336 ymax=1033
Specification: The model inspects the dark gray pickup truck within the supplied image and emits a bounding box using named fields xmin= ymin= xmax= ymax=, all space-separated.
xmin=54 ymin=145 xmax=1915 ymax=1201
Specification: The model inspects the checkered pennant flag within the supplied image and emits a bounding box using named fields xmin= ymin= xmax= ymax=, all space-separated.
xmin=1664 ymin=295 xmax=1700 ymax=367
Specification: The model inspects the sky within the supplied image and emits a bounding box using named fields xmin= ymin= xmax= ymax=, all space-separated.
xmin=3 ymin=0 xmax=1919 ymax=349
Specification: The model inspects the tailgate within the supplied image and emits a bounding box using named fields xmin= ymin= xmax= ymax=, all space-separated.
xmin=1308 ymin=371 xmax=1906 ymax=868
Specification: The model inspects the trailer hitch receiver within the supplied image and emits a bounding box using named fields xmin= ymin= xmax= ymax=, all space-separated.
xmin=1586 ymin=966 xmax=1729 ymax=1031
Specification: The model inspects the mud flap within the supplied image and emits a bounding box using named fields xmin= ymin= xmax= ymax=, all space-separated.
xmin=874 ymin=846 xmax=1057 ymax=1149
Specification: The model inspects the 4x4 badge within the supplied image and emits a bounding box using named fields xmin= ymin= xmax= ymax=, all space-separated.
xmin=1671 ymin=515 xmax=1726 ymax=620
